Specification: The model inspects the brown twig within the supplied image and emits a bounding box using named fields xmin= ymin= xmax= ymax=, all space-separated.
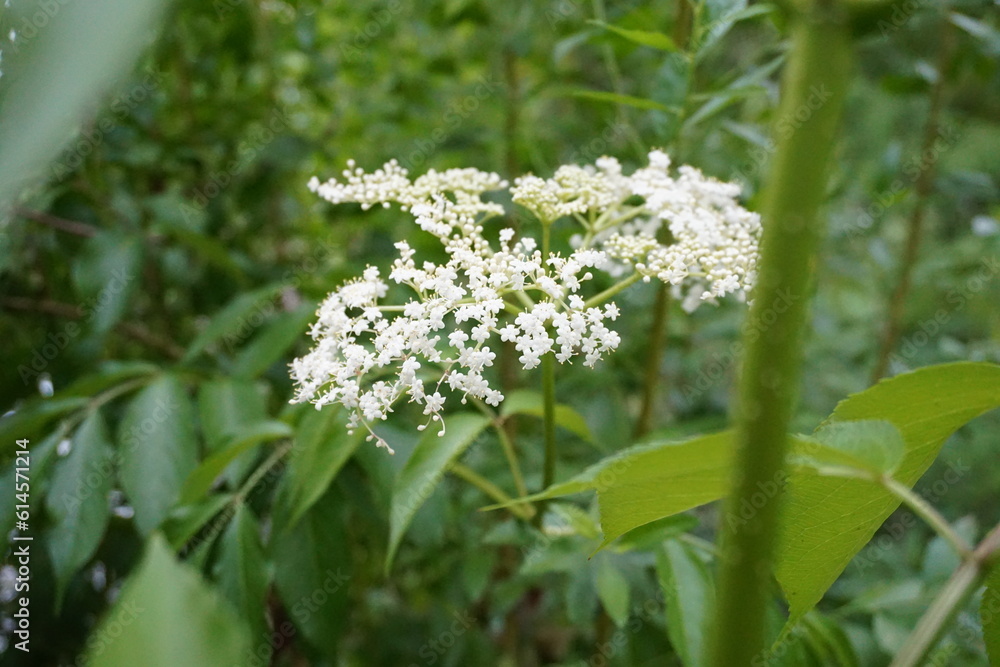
xmin=15 ymin=208 xmax=98 ymax=237
xmin=871 ymin=21 xmax=956 ymax=382
xmin=0 ymin=296 xmax=183 ymax=359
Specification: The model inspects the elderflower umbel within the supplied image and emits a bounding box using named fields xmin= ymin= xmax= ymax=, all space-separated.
xmin=292 ymin=151 xmax=760 ymax=450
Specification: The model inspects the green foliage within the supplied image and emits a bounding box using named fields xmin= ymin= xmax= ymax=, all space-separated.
xmin=119 ymin=375 xmax=199 ymax=534
xmin=85 ymin=534 xmax=253 ymax=667
xmin=386 ymin=412 xmax=491 ymax=572
xmin=1 ymin=0 xmax=998 ymax=664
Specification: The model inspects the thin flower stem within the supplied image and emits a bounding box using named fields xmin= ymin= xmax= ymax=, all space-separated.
xmin=634 ymin=283 xmax=670 ymax=439
xmin=467 ymin=398 xmax=528 ymax=499
xmin=708 ymin=4 xmax=853 ymax=665
xmin=883 ymin=476 xmax=972 ymax=558
xmin=540 ymin=222 xmax=558 ymax=501
xmin=496 ymin=420 xmax=528 ymax=498
xmin=451 ymin=462 xmax=534 ymax=521
xmin=890 ymin=521 xmax=1000 ymax=667
xmin=541 ymin=353 xmax=556 ymax=491
xmin=583 ymin=272 xmax=643 ymax=309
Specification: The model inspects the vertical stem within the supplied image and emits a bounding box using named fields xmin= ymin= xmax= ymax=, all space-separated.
xmin=500 ymin=45 xmax=522 ymax=443
xmin=634 ymin=285 xmax=670 ymax=439
xmin=539 ymin=223 xmax=558 ymax=496
xmin=708 ymin=5 xmax=852 ymax=666
xmin=633 ymin=0 xmax=691 ymax=440
xmin=871 ymin=21 xmax=955 ymax=382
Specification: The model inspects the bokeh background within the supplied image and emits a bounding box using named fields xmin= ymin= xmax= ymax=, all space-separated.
xmin=0 ymin=0 xmax=999 ymax=665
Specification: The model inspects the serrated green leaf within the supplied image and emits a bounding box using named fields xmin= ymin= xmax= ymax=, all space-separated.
xmin=386 ymin=412 xmax=490 ymax=572
xmin=570 ymin=89 xmax=673 ymax=112
xmin=273 ymin=487 xmax=350 ymax=659
xmin=589 ymin=20 xmax=676 ymax=51
xmin=214 ymin=506 xmax=270 ymax=648
xmin=179 ymin=421 xmax=292 ymax=504
xmin=282 ymin=407 xmax=363 ymax=528
xmin=776 ymin=362 xmax=1000 ymax=627
xmin=119 ymin=375 xmax=199 ymax=535
xmin=658 ymin=539 xmax=714 ymax=667
xmin=595 ymin=555 xmax=631 ymax=627
xmin=85 ymin=534 xmax=253 ymax=667
xmin=46 ymin=410 xmax=113 ymax=601
xmin=231 ymin=302 xmax=316 ymax=379
xmin=182 ymin=284 xmax=284 ymax=363
xmin=501 ymin=389 xmax=594 ymax=442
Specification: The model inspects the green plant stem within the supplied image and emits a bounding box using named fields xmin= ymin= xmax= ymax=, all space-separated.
xmin=183 ymin=440 xmax=292 ymax=556
xmin=496 ymin=421 xmax=528 ymax=498
xmin=539 ymin=222 xmax=558 ymax=505
xmin=541 ymin=354 xmax=557 ymax=489
xmin=708 ymin=5 xmax=852 ymax=666
xmin=883 ymin=476 xmax=972 ymax=557
xmin=467 ymin=398 xmax=528 ymax=498
xmin=583 ymin=272 xmax=643 ymax=308
xmin=890 ymin=521 xmax=1000 ymax=667
xmin=451 ymin=462 xmax=534 ymax=521
xmin=632 ymin=0 xmax=693 ymax=441
xmin=871 ymin=20 xmax=956 ymax=383
xmin=634 ymin=283 xmax=670 ymax=439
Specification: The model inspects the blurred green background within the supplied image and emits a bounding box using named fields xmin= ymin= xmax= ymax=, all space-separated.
xmin=0 ymin=0 xmax=998 ymax=665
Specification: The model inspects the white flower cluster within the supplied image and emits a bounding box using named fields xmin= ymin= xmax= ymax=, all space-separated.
xmin=293 ymin=151 xmax=759 ymax=449
xmin=513 ymin=150 xmax=761 ymax=312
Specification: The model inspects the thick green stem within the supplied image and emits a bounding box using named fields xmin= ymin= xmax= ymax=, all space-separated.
xmin=890 ymin=522 xmax=1000 ymax=667
xmin=708 ymin=5 xmax=852 ymax=666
